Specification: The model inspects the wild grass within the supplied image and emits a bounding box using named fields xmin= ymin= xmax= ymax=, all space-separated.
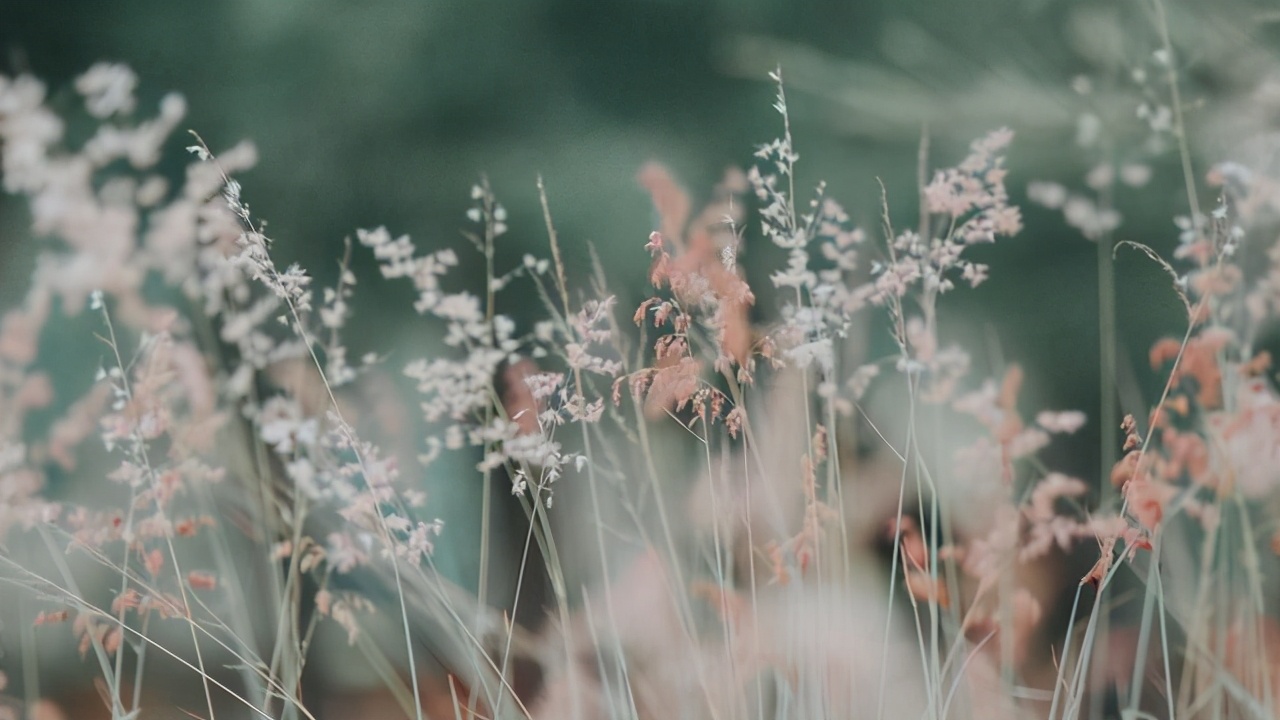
xmin=2 ymin=4 xmax=1280 ymax=719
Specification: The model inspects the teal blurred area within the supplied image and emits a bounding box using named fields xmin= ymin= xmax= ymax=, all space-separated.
xmin=0 ymin=0 xmax=1112 ymax=285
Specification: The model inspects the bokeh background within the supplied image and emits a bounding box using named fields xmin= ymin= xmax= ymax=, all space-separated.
xmin=1 ymin=0 xmax=1276 ymax=706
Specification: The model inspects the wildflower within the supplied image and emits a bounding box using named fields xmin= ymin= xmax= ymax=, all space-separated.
xmin=1120 ymin=163 xmax=1152 ymax=187
xmin=174 ymin=515 xmax=214 ymax=537
xmin=642 ymin=356 xmax=701 ymax=417
xmin=1027 ymin=473 xmax=1088 ymax=523
xmin=1110 ymin=450 xmax=1141 ymax=488
xmin=75 ymin=63 xmax=137 ymax=119
xmin=187 ymin=571 xmax=217 ymax=591
xmin=33 ymin=610 xmax=69 ymax=626
xmin=1124 ymin=474 xmax=1175 ymax=534
xmin=326 ymin=532 xmax=369 ymax=574
xmin=638 ymin=163 xmax=754 ymax=367
xmin=848 ymin=363 xmax=880 ymax=399
xmin=111 ymin=590 xmax=141 ymax=616
xmin=1083 ymin=535 xmax=1117 ymax=589
xmin=1161 ymin=429 xmax=1209 ymax=483
xmin=103 ymin=627 xmax=122 ymax=656
xmin=395 ymin=520 xmax=444 ymax=565
xmin=1035 ymin=410 xmax=1087 ymax=434
xmin=1026 ymin=181 xmax=1067 ymax=209
xmin=1216 ymin=378 xmax=1280 ymax=497
xmin=315 ymin=589 xmax=332 ymax=616
xmin=723 ymin=405 xmax=746 ymax=438
xmin=1121 ymin=414 xmax=1142 ymax=452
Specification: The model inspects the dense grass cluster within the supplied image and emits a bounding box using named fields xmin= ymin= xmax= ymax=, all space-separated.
xmin=3 ymin=6 xmax=1280 ymax=720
